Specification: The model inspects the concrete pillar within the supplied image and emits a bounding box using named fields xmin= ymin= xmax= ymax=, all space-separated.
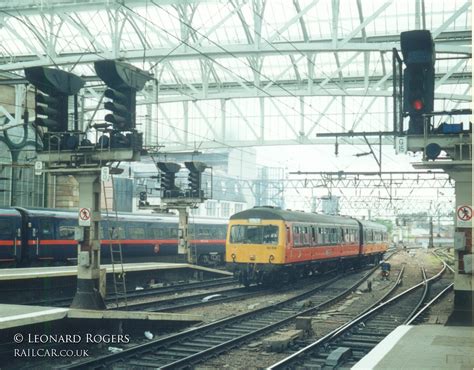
xmin=447 ymin=169 xmax=473 ymax=325
xmin=177 ymin=207 xmax=192 ymax=264
xmin=70 ymin=174 xmax=106 ymax=310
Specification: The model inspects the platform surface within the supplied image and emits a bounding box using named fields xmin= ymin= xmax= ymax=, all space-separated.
xmin=0 ymin=304 xmax=69 ymax=329
xmin=353 ymin=324 xmax=474 ymax=370
xmin=0 ymin=262 xmax=231 ymax=281
xmin=0 ymin=304 xmax=202 ymax=330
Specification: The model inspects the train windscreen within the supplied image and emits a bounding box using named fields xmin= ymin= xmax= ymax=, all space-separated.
xmin=229 ymin=225 xmax=279 ymax=245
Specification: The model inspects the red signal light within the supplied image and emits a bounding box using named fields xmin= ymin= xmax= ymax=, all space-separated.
xmin=412 ymin=99 xmax=424 ymax=111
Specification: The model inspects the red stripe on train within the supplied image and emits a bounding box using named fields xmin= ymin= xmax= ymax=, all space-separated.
xmin=27 ymin=239 xmax=225 ymax=245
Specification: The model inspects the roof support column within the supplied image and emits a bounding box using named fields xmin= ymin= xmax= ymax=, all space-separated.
xmin=300 ymin=97 xmax=305 ymax=138
xmin=183 ymin=101 xmax=189 ymax=147
xmin=220 ymin=99 xmax=226 ymax=142
xmin=259 ymin=97 xmax=265 ymax=143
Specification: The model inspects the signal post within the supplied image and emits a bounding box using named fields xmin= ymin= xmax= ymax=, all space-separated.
xmin=141 ymin=161 xmax=209 ymax=264
xmin=399 ymin=30 xmax=473 ymax=324
xmin=27 ymin=61 xmax=150 ymax=310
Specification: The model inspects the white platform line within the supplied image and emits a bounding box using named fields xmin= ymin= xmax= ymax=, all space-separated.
xmin=352 ymin=325 xmax=413 ymax=370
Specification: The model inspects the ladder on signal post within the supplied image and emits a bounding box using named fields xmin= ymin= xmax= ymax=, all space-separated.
xmin=102 ymin=176 xmax=128 ymax=309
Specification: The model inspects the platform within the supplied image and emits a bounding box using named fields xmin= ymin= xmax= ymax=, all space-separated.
xmin=0 ymin=303 xmax=202 ymax=330
xmin=0 ymin=262 xmax=231 ymax=281
xmin=0 ymin=304 xmax=69 ymax=330
xmin=353 ymin=324 xmax=474 ymax=370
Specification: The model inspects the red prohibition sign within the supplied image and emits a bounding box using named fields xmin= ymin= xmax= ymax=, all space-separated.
xmin=457 ymin=205 xmax=472 ymax=221
xmin=79 ymin=208 xmax=91 ymax=221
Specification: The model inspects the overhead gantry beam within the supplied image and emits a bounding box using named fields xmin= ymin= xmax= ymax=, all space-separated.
xmin=0 ymin=36 xmax=470 ymax=72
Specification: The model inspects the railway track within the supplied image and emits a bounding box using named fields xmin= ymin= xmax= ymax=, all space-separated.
xmin=268 ymin=263 xmax=451 ymax=369
xmin=407 ymin=260 xmax=454 ymax=325
xmin=432 ymin=248 xmax=455 ymax=268
xmin=23 ymin=276 xmax=236 ymax=307
xmin=115 ymin=285 xmax=265 ymax=312
xmin=68 ymin=267 xmax=377 ymax=369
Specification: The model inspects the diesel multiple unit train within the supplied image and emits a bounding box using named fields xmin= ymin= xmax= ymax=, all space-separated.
xmin=0 ymin=207 xmax=227 ymax=266
xmin=226 ymin=207 xmax=389 ymax=285
xmin=1 ymin=206 xmax=388 ymax=281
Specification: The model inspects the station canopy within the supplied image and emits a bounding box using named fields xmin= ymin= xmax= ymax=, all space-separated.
xmin=0 ymin=0 xmax=471 ymax=151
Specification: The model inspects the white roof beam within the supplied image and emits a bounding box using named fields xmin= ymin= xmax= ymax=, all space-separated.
xmin=164 ymin=61 xmax=200 ymax=95
xmin=157 ymin=104 xmax=184 ymax=143
xmin=229 ymin=100 xmax=260 ymax=140
xmin=293 ymin=0 xmax=309 ymax=42
xmin=331 ymin=0 xmax=339 ymax=48
xmin=57 ymin=12 xmax=105 ymax=52
xmin=212 ymin=62 xmax=253 ymax=93
xmin=432 ymin=1 xmax=471 ymax=38
xmin=267 ymin=0 xmax=320 ymax=43
xmin=306 ymin=96 xmax=337 ymax=137
xmin=162 ymin=137 xmax=395 ymax=152
xmin=339 ymin=1 xmax=392 ymax=47
xmin=268 ymin=98 xmax=300 ymax=138
xmin=195 ymin=0 xmax=248 ymax=46
xmin=435 ymin=60 xmax=467 ymax=89
xmin=0 ymin=40 xmax=469 ymax=71
xmin=191 ymin=101 xmax=219 ymax=139
xmin=263 ymin=55 xmax=304 ymax=91
xmin=152 ymin=89 xmax=470 ymax=103
xmin=314 ymin=52 xmax=361 ymax=92
xmin=1 ymin=22 xmax=44 ymax=59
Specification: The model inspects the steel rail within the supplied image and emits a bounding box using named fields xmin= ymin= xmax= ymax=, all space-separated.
xmin=406 ymin=282 xmax=454 ymax=325
xmin=269 ymin=263 xmax=447 ymax=369
xmin=69 ymin=267 xmax=376 ymax=369
xmin=23 ymin=276 xmax=236 ymax=307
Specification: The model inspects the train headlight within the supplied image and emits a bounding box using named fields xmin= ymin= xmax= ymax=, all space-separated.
xmin=269 ymin=255 xmax=275 ymax=263
xmin=231 ymin=253 xmax=236 ymax=262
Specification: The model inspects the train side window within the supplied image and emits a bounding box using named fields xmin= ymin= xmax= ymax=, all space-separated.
xmin=40 ymin=219 xmax=55 ymax=238
xmin=263 ymin=225 xmax=278 ymax=244
xmin=218 ymin=226 xmax=227 ymax=239
xmin=292 ymin=226 xmax=301 ymax=246
xmin=198 ymin=228 xmax=211 ymax=238
xmin=311 ymin=226 xmax=316 ymax=244
xmin=59 ymin=226 xmax=75 ymax=239
xmin=158 ymin=227 xmax=170 ymax=239
xmin=150 ymin=228 xmax=158 ymax=239
xmin=0 ymin=219 xmax=13 ymax=239
xmin=107 ymin=225 xmax=125 ymax=239
xmin=209 ymin=227 xmax=219 ymax=238
xmin=170 ymin=228 xmax=178 ymax=238
xmin=188 ymin=228 xmax=196 ymax=239
xmin=129 ymin=226 xmax=146 ymax=239
xmin=303 ymin=226 xmax=309 ymax=246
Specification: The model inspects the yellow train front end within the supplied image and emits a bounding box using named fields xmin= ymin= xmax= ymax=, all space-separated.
xmin=226 ymin=218 xmax=287 ymax=286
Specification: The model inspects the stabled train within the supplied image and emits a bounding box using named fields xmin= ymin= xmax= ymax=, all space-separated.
xmin=0 ymin=207 xmax=227 ymax=267
xmin=226 ymin=207 xmax=388 ymax=285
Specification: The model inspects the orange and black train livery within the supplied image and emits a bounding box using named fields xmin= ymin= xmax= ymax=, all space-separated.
xmin=226 ymin=206 xmax=388 ymax=286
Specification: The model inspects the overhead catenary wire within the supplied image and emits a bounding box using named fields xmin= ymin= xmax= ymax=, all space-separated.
xmin=0 ymin=1 xmax=468 ymax=211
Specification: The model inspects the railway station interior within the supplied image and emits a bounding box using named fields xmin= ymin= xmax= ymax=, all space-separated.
xmin=0 ymin=0 xmax=471 ymax=368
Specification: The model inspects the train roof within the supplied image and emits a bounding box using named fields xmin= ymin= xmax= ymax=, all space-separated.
xmin=358 ymin=219 xmax=388 ymax=231
xmin=14 ymin=207 xmax=227 ymax=225
xmin=0 ymin=207 xmax=21 ymax=217
xmin=230 ymin=207 xmax=359 ymax=226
